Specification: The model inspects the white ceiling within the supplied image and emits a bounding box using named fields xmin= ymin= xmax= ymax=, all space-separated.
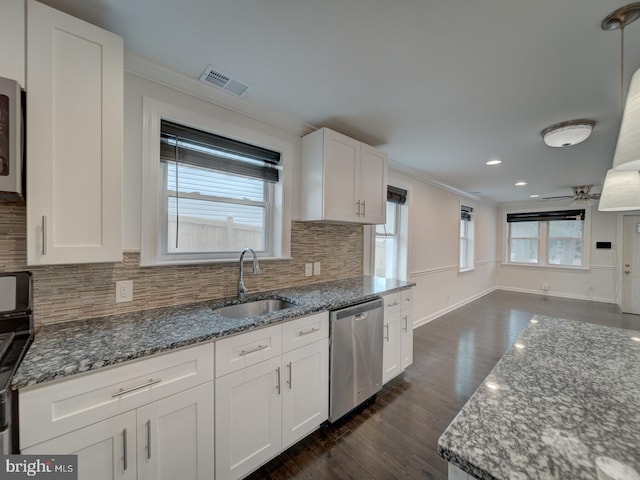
xmin=41 ymin=0 xmax=640 ymax=204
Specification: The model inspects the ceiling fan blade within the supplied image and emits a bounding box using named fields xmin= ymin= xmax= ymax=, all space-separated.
xmin=541 ymin=195 xmax=574 ymax=200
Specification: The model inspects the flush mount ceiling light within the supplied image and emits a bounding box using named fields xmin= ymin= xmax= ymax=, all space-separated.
xmin=541 ymin=119 xmax=596 ymax=148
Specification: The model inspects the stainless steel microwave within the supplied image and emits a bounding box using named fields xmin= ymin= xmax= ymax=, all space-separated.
xmin=0 ymin=76 xmax=23 ymax=199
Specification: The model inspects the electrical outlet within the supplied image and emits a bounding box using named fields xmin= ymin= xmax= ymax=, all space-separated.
xmin=542 ymin=283 xmax=549 ymax=292
xmin=304 ymin=263 xmax=313 ymax=277
xmin=116 ymin=280 xmax=133 ymax=303
xmin=313 ymin=262 xmax=321 ymax=276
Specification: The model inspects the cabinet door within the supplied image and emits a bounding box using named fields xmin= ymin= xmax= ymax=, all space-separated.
xmin=401 ymin=311 xmax=413 ymax=370
xmin=22 ymin=411 xmax=137 ymax=480
xmin=401 ymin=289 xmax=414 ymax=370
xmin=0 ymin=0 xmax=25 ymax=87
xmin=215 ymin=358 xmax=282 ymax=480
xmin=26 ymin=0 xmax=123 ymax=265
xmin=359 ymin=144 xmax=388 ymax=224
xmin=323 ymin=129 xmax=360 ymax=222
xmin=382 ymin=311 xmax=402 ymax=384
xmin=137 ymin=382 xmax=214 ymax=480
xmin=281 ymin=338 xmax=328 ymax=449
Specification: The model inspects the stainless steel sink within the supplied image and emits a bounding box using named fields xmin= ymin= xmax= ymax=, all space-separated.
xmin=213 ymin=299 xmax=296 ymax=319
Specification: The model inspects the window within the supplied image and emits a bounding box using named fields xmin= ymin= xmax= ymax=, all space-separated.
xmin=160 ymin=120 xmax=279 ymax=255
xmin=374 ymin=185 xmax=408 ymax=279
xmin=459 ymin=205 xmax=474 ymax=271
xmin=140 ymin=98 xmax=291 ymax=266
xmin=506 ymin=209 xmax=586 ymax=267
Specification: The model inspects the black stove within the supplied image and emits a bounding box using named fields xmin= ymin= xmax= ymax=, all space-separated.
xmin=0 ymin=271 xmax=34 ymax=454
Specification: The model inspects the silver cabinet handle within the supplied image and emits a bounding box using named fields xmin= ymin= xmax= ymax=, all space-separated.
xmin=112 ymin=378 xmax=161 ymax=397
xmin=298 ymin=327 xmax=319 ymax=336
xmin=239 ymin=344 xmax=267 ymax=356
xmin=625 ymin=270 xmax=631 ymax=274
xmin=361 ymin=200 xmax=366 ymax=217
xmin=122 ymin=428 xmax=128 ymax=471
xmin=356 ymin=200 xmax=362 ymax=216
xmin=146 ymin=419 xmax=151 ymax=460
xmin=287 ymin=362 xmax=292 ymax=389
xmin=402 ymin=315 xmax=408 ymax=332
xmin=41 ymin=215 xmax=47 ymax=255
xmin=276 ymin=366 xmax=281 ymax=394
xmin=384 ymin=323 xmax=390 ymax=341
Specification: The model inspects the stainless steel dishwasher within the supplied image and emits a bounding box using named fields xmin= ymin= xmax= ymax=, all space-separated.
xmin=329 ymin=298 xmax=384 ymax=422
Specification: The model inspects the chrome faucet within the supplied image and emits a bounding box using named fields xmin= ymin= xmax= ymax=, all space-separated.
xmin=238 ymin=248 xmax=261 ymax=302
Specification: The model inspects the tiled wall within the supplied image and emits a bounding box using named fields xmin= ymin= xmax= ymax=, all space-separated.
xmin=0 ymin=201 xmax=363 ymax=324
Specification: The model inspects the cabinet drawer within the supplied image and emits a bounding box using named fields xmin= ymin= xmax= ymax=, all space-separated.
xmin=215 ymin=323 xmax=282 ymax=378
xmin=383 ymin=292 xmax=402 ymax=313
xmin=401 ymin=289 xmax=413 ymax=311
xmin=282 ymin=312 xmax=329 ymax=353
xmin=19 ymin=342 xmax=214 ymax=449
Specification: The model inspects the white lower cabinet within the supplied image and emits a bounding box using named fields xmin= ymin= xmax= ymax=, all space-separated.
xmin=22 ymin=382 xmax=213 ymax=480
xmin=215 ymin=312 xmax=329 ymax=480
xmin=23 ymin=411 xmax=137 ymax=480
xmin=382 ymin=288 xmax=414 ymax=384
xmin=19 ymin=344 xmax=214 ymax=480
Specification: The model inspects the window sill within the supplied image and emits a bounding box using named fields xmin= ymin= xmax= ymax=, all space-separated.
xmin=501 ymin=262 xmax=590 ymax=272
xmin=140 ymin=255 xmax=293 ymax=267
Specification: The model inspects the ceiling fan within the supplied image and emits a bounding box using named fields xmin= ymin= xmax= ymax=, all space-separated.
xmin=542 ymin=185 xmax=601 ymax=202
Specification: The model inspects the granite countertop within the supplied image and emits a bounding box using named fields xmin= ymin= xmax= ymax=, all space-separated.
xmin=438 ymin=315 xmax=640 ymax=480
xmin=13 ymin=276 xmax=413 ymax=389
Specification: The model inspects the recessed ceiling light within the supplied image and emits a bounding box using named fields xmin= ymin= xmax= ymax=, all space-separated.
xmin=486 ymin=159 xmax=502 ymax=166
xmin=515 ymin=181 xmax=528 ymax=186
xmin=530 ymin=194 xmax=540 ymax=198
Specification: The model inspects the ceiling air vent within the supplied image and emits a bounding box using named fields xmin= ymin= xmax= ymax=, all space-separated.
xmin=199 ymin=65 xmax=250 ymax=97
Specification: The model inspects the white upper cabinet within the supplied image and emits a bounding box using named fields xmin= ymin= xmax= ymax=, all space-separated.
xmin=0 ymin=0 xmax=26 ymax=87
xmin=301 ymin=127 xmax=387 ymax=224
xmin=26 ymin=0 xmax=123 ymax=265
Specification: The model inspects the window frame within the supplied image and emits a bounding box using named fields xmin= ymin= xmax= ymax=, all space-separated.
xmin=140 ymin=97 xmax=292 ymax=266
xmin=503 ymin=206 xmax=591 ymax=270
xmin=374 ymin=201 xmax=402 ymax=278
xmin=459 ymin=204 xmax=475 ymax=273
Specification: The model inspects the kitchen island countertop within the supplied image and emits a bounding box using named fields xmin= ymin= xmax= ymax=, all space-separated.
xmin=13 ymin=276 xmax=413 ymax=389
xmin=438 ymin=315 xmax=640 ymax=480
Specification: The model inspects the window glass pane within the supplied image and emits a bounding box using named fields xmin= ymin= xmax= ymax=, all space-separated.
xmin=376 ymin=202 xmax=397 ymax=234
xmin=167 ymin=197 xmax=265 ymax=253
xmin=548 ymin=220 xmax=583 ymax=238
xmin=548 ymin=239 xmax=583 ymax=266
xmin=510 ymin=239 xmax=538 ymax=263
xmin=375 ymin=237 xmax=397 ymax=277
xmin=510 ymin=221 xmax=539 ymax=238
xmin=460 ymin=238 xmax=467 ymax=268
xmin=167 ymin=163 xmax=265 ymax=202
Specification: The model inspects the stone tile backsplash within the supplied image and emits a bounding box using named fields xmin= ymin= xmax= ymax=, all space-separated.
xmin=0 ymin=201 xmax=363 ymax=324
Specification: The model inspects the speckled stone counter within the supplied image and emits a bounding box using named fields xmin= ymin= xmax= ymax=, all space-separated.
xmin=13 ymin=276 xmax=413 ymax=389
xmin=438 ymin=315 xmax=640 ymax=480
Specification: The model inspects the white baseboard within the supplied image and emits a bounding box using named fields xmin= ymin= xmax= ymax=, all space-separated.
xmin=411 ymin=286 xmax=618 ymax=329
xmin=412 ymin=287 xmax=498 ymax=328
xmin=493 ymin=286 xmax=616 ymax=304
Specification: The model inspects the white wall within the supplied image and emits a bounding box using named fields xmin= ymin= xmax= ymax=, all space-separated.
xmin=495 ymin=202 xmax=618 ymax=302
xmin=389 ymin=169 xmax=498 ymax=326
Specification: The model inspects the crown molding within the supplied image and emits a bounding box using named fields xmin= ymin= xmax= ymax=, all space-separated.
xmin=124 ymin=50 xmax=316 ymax=138
xmin=388 ymin=160 xmax=496 ymax=206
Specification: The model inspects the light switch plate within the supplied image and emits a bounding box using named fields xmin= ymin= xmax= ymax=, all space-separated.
xmin=304 ymin=263 xmax=313 ymax=277
xmin=313 ymin=262 xmax=321 ymax=276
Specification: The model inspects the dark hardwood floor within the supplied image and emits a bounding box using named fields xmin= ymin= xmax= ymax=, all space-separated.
xmin=245 ymin=290 xmax=640 ymax=480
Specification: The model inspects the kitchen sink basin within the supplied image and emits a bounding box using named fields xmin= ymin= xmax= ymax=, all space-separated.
xmin=213 ymin=299 xmax=296 ymax=319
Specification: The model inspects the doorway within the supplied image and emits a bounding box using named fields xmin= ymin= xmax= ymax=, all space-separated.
xmin=622 ymin=215 xmax=640 ymax=314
